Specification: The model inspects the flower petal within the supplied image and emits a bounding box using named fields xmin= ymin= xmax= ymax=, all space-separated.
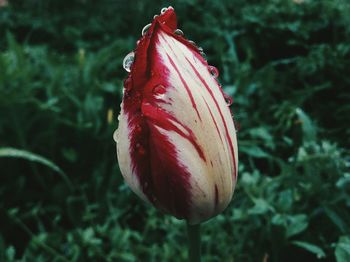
xmin=116 ymin=8 xmax=238 ymax=224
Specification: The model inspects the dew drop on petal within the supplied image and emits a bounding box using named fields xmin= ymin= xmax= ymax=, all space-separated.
xmin=161 ymin=7 xmax=167 ymax=14
xmin=153 ymin=14 xmax=158 ymax=19
xmin=152 ymin=84 xmax=166 ymax=95
xmin=113 ymin=129 xmax=119 ymax=142
xmin=188 ymin=40 xmax=197 ymax=47
xmin=142 ymin=23 xmax=152 ymax=36
xmin=200 ymin=51 xmax=207 ymax=60
xmin=123 ymin=52 xmax=135 ymax=72
xmin=174 ymin=29 xmax=184 ymax=36
xmin=224 ymin=94 xmax=233 ymax=106
xmin=135 ymin=124 xmax=142 ymax=134
xmin=209 ymin=66 xmax=219 ymax=78
xmin=135 ymin=143 xmax=146 ymax=155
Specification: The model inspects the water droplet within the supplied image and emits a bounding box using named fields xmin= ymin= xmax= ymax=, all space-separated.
xmin=113 ymin=129 xmax=119 ymax=142
xmin=188 ymin=40 xmax=197 ymax=47
xmin=152 ymin=84 xmax=166 ymax=95
xmin=142 ymin=23 xmax=151 ymax=36
xmin=224 ymin=95 xmax=233 ymax=106
xmin=135 ymin=143 xmax=146 ymax=155
xmin=161 ymin=7 xmax=167 ymax=14
xmin=153 ymin=14 xmax=158 ymax=19
xmin=135 ymin=124 xmax=142 ymax=134
xmin=174 ymin=29 xmax=184 ymax=36
xmin=200 ymin=51 xmax=207 ymax=60
xmin=209 ymin=66 xmax=219 ymax=78
xmin=123 ymin=52 xmax=134 ymax=72
xmin=197 ymin=47 xmax=207 ymax=60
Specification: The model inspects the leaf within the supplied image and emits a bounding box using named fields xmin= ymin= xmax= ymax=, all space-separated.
xmin=6 ymin=246 xmax=16 ymax=261
xmin=240 ymin=145 xmax=270 ymax=158
xmin=61 ymin=148 xmax=78 ymax=163
xmin=295 ymin=108 xmax=317 ymax=143
xmin=271 ymin=214 xmax=308 ymax=238
xmin=286 ymin=215 xmax=308 ymax=238
xmin=292 ymin=241 xmax=326 ymax=259
xmin=0 ymin=147 xmax=73 ymax=190
xmin=0 ymin=147 xmax=63 ymax=174
xmin=248 ymin=198 xmax=275 ymax=215
xmin=335 ymin=236 xmax=350 ymax=262
xmin=249 ymin=127 xmax=275 ymax=149
xmin=324 ymin=207 xmax=348 ymax=234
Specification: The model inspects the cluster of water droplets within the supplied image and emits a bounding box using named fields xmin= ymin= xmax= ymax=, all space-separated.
xmin=123 ymin=6 xmax=209 ymax=73
xmin=121 ymin=7 xmax=232 ymax=108
xmin=123 ymin=7 xmax=170 ymax=73
xmin=208 ymin=65 xmax=232 ymax=106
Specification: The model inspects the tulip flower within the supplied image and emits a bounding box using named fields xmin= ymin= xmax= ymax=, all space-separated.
xmin=114 ymin=6 xmax=238 ymax=260
xmin=115 ymin=6 xmax=238 ymax=223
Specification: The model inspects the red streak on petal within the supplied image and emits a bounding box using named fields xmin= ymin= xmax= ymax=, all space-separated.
xmin=165 ymin=53 xmax=202 ymax=121
xmin=141 ymin=102 xmax=206 ymax=162
xmin=204 ymin=99 xmax=224 ymax=144
xmin=215 ymin=184 xmax=219 ymax=209
xmin=185 ymin=57 xmax=237 ymax=179
xmin=146 ymin=123 xmax=192 ymax=219
xmin=123 ymin=98 xmax=193 ymax=219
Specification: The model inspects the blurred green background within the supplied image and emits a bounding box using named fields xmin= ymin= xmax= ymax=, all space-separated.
xmin=0 ymin=0 xmax=349 ymax=261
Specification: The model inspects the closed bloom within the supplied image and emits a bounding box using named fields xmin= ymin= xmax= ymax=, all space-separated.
xmin=114 ymin=7 xmax=238 ymax=224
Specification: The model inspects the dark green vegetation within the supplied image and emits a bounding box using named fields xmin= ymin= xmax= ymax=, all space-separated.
xmin=1 ymin=0 xmax=349 ymax=261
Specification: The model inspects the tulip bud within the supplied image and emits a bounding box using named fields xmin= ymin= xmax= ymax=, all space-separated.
xmin=114 ymin=7 xmax=238 ymax=224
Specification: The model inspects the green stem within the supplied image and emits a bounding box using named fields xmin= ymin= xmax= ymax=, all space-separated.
xmin=186 ymin=222 xmax=201 ymax=262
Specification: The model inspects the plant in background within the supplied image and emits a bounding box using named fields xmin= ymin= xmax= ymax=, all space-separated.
xmin=114 ymin=7 xmax=238 ymax=261
xmin=1 ymin=1 xmax=349 ymax=261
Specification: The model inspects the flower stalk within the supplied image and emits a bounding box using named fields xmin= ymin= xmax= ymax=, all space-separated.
xmin=187 ymin=222 xmax=201 ymax=262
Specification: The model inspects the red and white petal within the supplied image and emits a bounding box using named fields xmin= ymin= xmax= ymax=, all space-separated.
xmin=115 ymin=106 xmax=149 ymax=203
xmin=140 ymin=27 xmax=238 ymax=223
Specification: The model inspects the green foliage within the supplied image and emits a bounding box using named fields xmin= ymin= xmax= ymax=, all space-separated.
xmin=0 ymin=0 xmax=349 ymax=261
